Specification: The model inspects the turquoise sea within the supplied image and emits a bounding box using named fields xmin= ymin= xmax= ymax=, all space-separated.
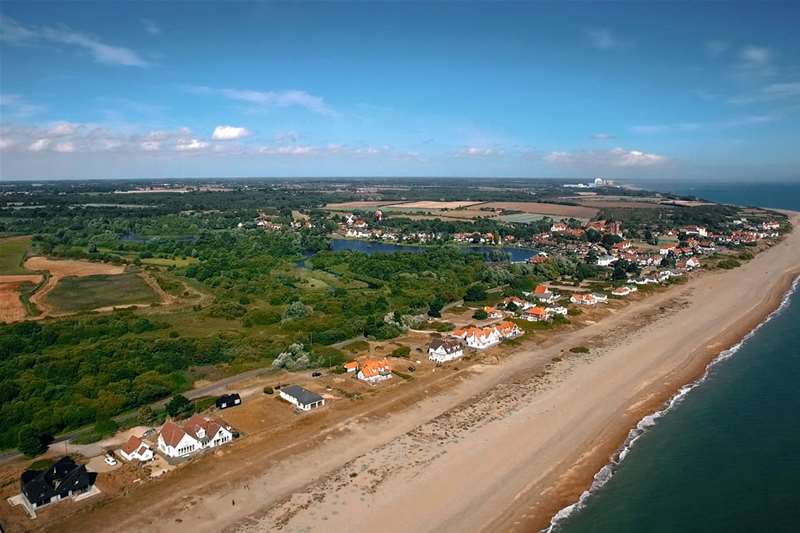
xmin=554 ymin=181 xmax=800 ymax=533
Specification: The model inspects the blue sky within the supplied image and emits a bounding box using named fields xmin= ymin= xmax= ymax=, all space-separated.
xmin=1 ymin=2 xmax=799 ymax=180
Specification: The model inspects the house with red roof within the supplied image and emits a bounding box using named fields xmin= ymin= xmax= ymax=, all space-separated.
xmin=118 ymin=435 xmax=154 ymax=462
xmin=157 ymin=414 xmax=233 ymax=459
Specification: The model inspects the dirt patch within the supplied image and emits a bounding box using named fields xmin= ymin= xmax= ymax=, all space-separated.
xmin=385 ymin=201 xmax=484 ymax=210
xmin=24 ymin=257 xmax=126 ymax=278
xmin=481 ymin=202 xmax=599 ymax=219
xmin=0 ymin=275 xmax=42 ymax=322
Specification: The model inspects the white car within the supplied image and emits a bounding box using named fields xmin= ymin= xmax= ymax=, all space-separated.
xmin=104 ymin=454 xmax=117 ymax=466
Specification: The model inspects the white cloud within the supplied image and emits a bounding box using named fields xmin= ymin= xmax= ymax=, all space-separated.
xmin=140 ymin=140 xmax=160 ymax=151
xmin=729 ymin=82 xmax=800 ymax=104
xmin=212 ymin=125 xmax=251 ymax=140
xmin=192 ymin=86 xmax=335 ymax=115
xmin=458 ymin=146 xmax=501 ymax=157
xmin=0 ymin=15 xmax=148 ymax=67
xmin=54 ymin=141 xmax=76 ymax=153
xmin=545 ymin=147 xmax=667 ymax=167
xmin=141 ymin=18 xmax=161 ymax=36
xmin=705 ymin=41 xmax=729 ymax=58
xmin=591 ymin=133 xmax=615 ymax=140
xmin=0 ymin=137 xmax=14 ymax=150
xmin=0 ymin=93 xmax=44 ymax=117
xmin=740 ymin=45 xmax=771 ymax=67
xmin=632 ymin=114 xmax=776 ymax=134
xmin=28 ymin=139 xmax=51 ymax=152
xmin=175 ymin=138 xmax=210 ymax=151
xmin=46 ymin=121 xmax=78 ymax=136
xmin=585 ymin=28 xmax=631 ymax=50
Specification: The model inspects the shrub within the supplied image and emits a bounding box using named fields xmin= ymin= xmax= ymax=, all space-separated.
xmin=570 ymin=346 xmax=590 ymax=354
xmin=472 ymin=309 xmax=489 ymax=320
xmin=94 ymin=417 xmax=119 ymax=437
xmin=166 ymin=394 xmax=195 ymax=419
xmin=392 ymin=346 xmax=411 ymax=358
xmin=567 ymin=307 xmax=582 ymax=316
xmin=718 ymin=258 xmax=741 ymax=270
xmin=463 ymin=284 xmax=487 ymax=302
xmin=17 ymin=427 xmax=49 ymax=457
xmin=263 ymin=386 xmax=274 ymax=395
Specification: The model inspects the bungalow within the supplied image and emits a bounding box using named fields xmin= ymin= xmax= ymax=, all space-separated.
xmin=157 ymin=415 xmax=233 ymax=459
xmin=279 ymin=384 xmax=325 ymax=411
xmin=677 ymin=257 xmax=701 ymax=270
xmin=356 ymin=358 xmax=393 ymax=384
xmin=428 ymin=338 xmax=465 ymax=363
xmin=21 ymin=457 xmax=97 ymax=509
xmin=119 ymin=435 xmax=154 ymax=462
xmin=483 ymin=306 xmax=503 ymax=319
xmin=570 ymin=293 xmax=599 ymax=305
xmin=215 ymin=393 xmax=241 ymax=410
xmin=522 ymin=306 xmax=549 ymax=322
xmin=612 ymin=286 xmax=637 ymax=297
xmin=546 ymin=305 xmax=568 ymax=317
xmin=493 ymin=321 xmax=524 ymax=339
xmin=534 ymin=284 xmax=560 ymax=304
xmin=343 ymin=361 xmax=359 ymax=373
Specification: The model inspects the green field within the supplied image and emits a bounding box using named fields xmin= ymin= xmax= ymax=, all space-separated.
xmin=0 ymin=235 xmax=32 ymax=274
xmin=142 ymin=257 xmax=200 ymax=267
xmin=46 ymin=273 xmax=159 ymax=313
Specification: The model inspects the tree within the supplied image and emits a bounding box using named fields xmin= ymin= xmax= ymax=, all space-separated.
xmin=427 ymin=297 xmax=445 ymax=317
xmin=464 ymin=284 xmax=487 ymax=302
xmin=472 ymin=308 xmax=489 ymax=320
xmin=18 ymin=427 xmax=48 ymax=457
xmin=283 ymin=301 xmax=309 ymax=321
xmin=166 ymin=394 xmax=194 ymax=419
xmin=137 ymin=406 xmax=157 ymax=425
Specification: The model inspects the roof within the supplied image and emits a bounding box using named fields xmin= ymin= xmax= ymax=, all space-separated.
xmin=281 ymin=384 xmax=324 ymax=405
xmin=184 ymin=414 xmax=222 ymax=441
xmin=159 ymin=420 xmax=187 ymax=448
xmin=344 ymin=361 xmax=359 ymax=370
xmin=21 ymin=457 xmax=96 ymax=505
xmin=121 ymin=435 xmax=143 ymax=455
xmin=534 ymin=284 xmax=549 ymax=294
xmin=429 ymin=338 xmax=462 ymax=353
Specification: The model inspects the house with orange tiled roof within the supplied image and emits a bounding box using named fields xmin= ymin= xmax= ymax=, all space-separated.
xmin=452 ymin=325 xmax=501 ymax=349
xmin=504 ymin=296 xmax=532 ymax=310
xmin=157 ymin=414 xmax=233 ymax=459
xmin=533 ymin=284 xmax=560 ymax=304
xmin=344 ymin=361 xmax=359 ymax=373
xmin=493 ymin=321 xmax=523 ymax=339
xmin=570 ymin=293 xmax=600 ymax=306
xmin=356 ymin=358 xmax=393 ymax=384
xmin=483 ymin=306 xmax=503 ymax=319
xmin=522 ymin=306 xmax=548 ymax=322
xmin=118 ymin=434 xmax=153 ymax=462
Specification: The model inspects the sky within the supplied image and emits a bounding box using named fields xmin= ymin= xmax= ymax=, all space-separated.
xmin=1 ymin=1 xmax=799 ymax=181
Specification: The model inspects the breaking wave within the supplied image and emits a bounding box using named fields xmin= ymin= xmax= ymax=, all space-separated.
xmin=544 ymin=275 xmax=800 ymax=532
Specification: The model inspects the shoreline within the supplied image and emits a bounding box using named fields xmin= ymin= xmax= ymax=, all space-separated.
xmin=538 ymin=270 xmax=800 ymax=533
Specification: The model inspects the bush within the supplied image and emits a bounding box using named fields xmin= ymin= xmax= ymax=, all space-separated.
xmin=17 ymin=427 xmax=49 ymax=457
xmin=463 ymin=284 xmax=487 ymax=302
xmin=718 ymin=258 xmax=741 ymax=269
xmin=263 ymin=386 xmax=274 ymax=395
xmin=567 ymin=307 xmax=582 ymax=316
xmin=94 ymin=417 xmax=119 ymax=437
xmin=166 ymin=394 xmax=195 ymax=419
xmin=570 ymin=346 xmax=590 ymax=354
xmin=472 ymin=309 xmax=489 ymax=320
xmin=392 ymin=346 xmax=411 ymax=358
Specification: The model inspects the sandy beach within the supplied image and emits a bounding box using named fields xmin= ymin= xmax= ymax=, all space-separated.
xmin=30 ymin=214 xmax=800 ymax=533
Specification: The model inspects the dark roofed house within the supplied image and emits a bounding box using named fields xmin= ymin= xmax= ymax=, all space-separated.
xmin=21 ymin=457 xmax=97 ymax=509
xmin=215 ymin=393 xmax=242 ymax=410
xmin=428 ymin=338 xmax=464 ymax=363
xmin=279 ymin=385 xmax=325 ymax=411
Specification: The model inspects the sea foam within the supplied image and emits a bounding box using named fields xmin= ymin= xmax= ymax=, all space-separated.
xmin=543 ymin=275 xmax=800 ymax=532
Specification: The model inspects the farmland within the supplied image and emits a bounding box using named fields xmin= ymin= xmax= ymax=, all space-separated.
xmin=0 ymin=235 xmax=32 ymax=274
xmin=480 ymin=201 xmax=599 ymax=219
xmin=45 ymin=273 xmax=160 ymax=313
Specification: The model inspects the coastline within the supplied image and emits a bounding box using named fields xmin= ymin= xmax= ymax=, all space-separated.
xmin=535 ymin=268 xmax=800 ymax=533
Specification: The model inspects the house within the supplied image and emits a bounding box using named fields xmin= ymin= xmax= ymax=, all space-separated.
xmin=452 ymin=326 xmax=501 ymax=349
xmin=215 ymin=393 xmax=241 ymax=410
xmin=612 ymin=286 xmax=637 ymax=297
xmin=522 ymin=306 xmax=549 ymax=322
xmin=612 ymin=240 xmax=632 ymax=252
xmin=344 ymin=361 xmax=359 ymax=373
xmin=596 ymin=254 xmax=617 ymax=267
xmin=279 ymin=385 xmax=325 ymax=411
xmin=119 ymin=435 xmax=154 ymax=462
xmin=677 ymin=257 xmax=701 ymax=270
xmin=504 ymin=296 xmax=532 ymax=310
xmin=483 ymin=306 xmax=503 ymax=319
xmin=550 ymin=223 xmax=568 ymax=233
xmin=356 ymin=358 xmax=393 ymax=384
xmin=528 ymin=254 xmax=549 ymax=264
xmin=533 ymin=284 xmax=560 ymax=304
xmin=157 ymin=415 xmax=233 ymax=459
xmin=428 ymin=338 xmax=465 ymax=363
xmin=20 ymin=457 xmax=97 ymax=509
xmin=374 ymin=209 xmax=383 ymax=222
xmin=592 ymin=293 xmax=608 ymax=303
xmin=682 ymin=225 xmax=708 ymax=237
xmin=570 ymin=293 xmax=599 ymax=305
xmin=546 ymin=305 xmax=568 ymax=317
xmin=493 ymin=321 xmax=523 ymax=339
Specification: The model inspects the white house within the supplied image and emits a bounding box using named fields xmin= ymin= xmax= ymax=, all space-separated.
xmin=612 ymin=286 xmax=637 ymax=297
xmin=546 ymin=305 xmax=568 ymax=317
xmin=119 ymin=435 xmax=153 ymax=462
xmin=453 ymin=326 xmax=501 ymax=349
xmin=157 ymin=415 xmax=233 ymax=459
xmin=592 ymin=293 xmax=608 ymax=303
xmin=533 ymin=284 xmax=560 ymax=304
xmin=279 ymin=385 xmax=325 ymax=411
xmin=428 ymin=338 xmax=465 ymax=363
xmin=570 ymin=293 xmax=599 ymax=305
xmin=356 ymin=359 xmax=393 ymax=384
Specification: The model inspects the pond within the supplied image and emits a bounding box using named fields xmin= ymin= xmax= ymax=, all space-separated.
xmin=329 ymin=239 xmax=538 ymax=262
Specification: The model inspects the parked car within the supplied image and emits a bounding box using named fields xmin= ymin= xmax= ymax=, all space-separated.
xmin=104 ymin=454 xmax=117 ymax=466
xmin=311 ymin=371 xmax=322 ymax=378
xmin=408 ymin=366 xmax=416 ymax=372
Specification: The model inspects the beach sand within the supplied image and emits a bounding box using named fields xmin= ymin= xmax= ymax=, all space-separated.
xmin=28 ymin=215 xmax=800 ymax=533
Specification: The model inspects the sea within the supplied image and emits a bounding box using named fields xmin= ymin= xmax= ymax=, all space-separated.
xmin=552 ymin=181 xmax=800 ymax=533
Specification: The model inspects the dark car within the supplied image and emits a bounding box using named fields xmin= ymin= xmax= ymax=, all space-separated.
xmin=311 ymin=371 xmax=322 ymax=378
xmin=408 ymin=366 xmax=416 ymax=372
